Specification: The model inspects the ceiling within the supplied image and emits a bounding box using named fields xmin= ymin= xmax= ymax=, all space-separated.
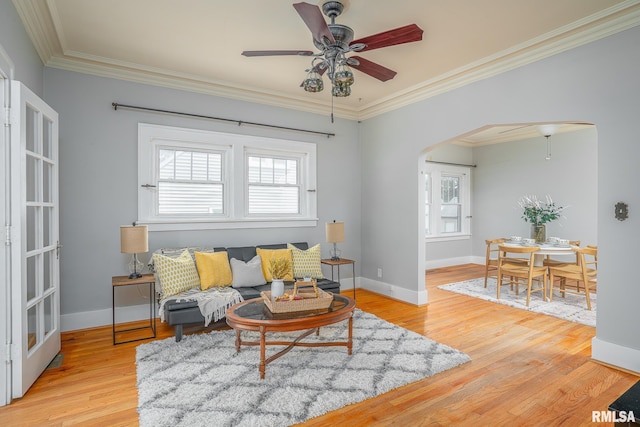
xmin=450 ymin=122 xmax=595 ymax=147
xmin=13 ymin=0 xmax=640 ymax=121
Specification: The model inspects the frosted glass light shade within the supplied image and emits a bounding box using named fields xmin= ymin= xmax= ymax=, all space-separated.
xmin=537 ymin=124 xmax=559 ymax=137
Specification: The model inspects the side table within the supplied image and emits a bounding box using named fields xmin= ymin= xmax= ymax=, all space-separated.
xmin=321 ymin=258 xmax=356 ymax=300
xmin=112 ymin=273 xmax=157 ymax=345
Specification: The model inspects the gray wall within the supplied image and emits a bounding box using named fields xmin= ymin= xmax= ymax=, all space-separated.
xmin=472 ymin=128 xmax=597 ymax=256
xmin=42 ymin=68 xmax=361 ymax=319
xmin=360 ymin=25 xmax=640 ymax=369
xmin=0 ymin=0 xmax=43 ymax=94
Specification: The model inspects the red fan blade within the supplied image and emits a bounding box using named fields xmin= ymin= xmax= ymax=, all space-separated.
xmin=242 ymin=50 xmax=314 ymax=57
xmin=293 ymin=2 xmax=335 ymax=44
xmin=349 ymin=56 xmax=397 ymax=82
xmin=350 ymin=24 xmax=423 ymax=52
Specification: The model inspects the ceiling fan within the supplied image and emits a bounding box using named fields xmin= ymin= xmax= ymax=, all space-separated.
xmin=241 ymin=1 xmax=424 ymax=98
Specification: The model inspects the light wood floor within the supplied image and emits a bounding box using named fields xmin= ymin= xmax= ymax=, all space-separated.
xmin=1 ymin=264 xmax=637 ymax=426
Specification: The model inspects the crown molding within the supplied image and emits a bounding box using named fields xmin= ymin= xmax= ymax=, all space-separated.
xmin=45 ymin=54 xmax=359 ymax=121
xmin=11 ymin=0 xmax=62 ymax=64
xmin=14 ymin=0 xmax=640 ymax=121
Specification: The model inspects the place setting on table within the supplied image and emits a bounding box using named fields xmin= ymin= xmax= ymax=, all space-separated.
xmin=503 ymin=236 xmax=574 ymax=250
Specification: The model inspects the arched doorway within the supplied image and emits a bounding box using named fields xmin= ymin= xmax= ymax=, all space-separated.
xmin=420 ymin=122 xmax=597 ymax=301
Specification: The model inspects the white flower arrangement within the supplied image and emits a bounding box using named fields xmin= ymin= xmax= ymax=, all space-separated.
xmin=518 ymin=195 xmax=566 ymax=225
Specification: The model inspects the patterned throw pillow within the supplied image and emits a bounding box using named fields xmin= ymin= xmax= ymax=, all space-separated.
xmin=256 ymin=248 xmax=294 ymax=282
xmin=194 ymin=251 xmax=233 ymax=290
xmin=152 ymin=249 xmax=200 ymax=297
xmin=288 ymin=243 xmax=324 ymax=279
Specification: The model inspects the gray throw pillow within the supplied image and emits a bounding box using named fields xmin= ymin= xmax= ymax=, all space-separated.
xmin=230 ymin=255 xmax=266 ymax=288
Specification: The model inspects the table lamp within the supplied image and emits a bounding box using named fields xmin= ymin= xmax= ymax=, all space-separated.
xmin=326 ymin=220 xmax=344 ymax=261
xmin=120 ymin=224 xmax=148 ymax=279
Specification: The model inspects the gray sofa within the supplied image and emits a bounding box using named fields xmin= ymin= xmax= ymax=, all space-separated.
xmin=159 ymin=242 xmax=341 ymax=341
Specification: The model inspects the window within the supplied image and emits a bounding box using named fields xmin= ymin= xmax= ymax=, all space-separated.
xmin=425 ymin=163 xmax=471 ymax=240
xmin=247 ymin=155 xmax=300 ymax=215
xmin=157 ymin=148 xmax=225 ymax=215
xmin=138 ymin=124 xmax=317 ymax=230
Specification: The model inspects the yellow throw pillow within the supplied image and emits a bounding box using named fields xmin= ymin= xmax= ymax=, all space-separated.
xmin=288 ymin=243 xmax=324 ymax=279
xmin=256 ymin=248 xmax=293 ymax=282
xmin=152 ymin=249 xmax=200 ymax=297
xmin=194 ymin=251 xmax=233 ymax=290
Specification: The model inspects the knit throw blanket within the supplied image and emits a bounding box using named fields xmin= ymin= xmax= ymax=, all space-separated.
xmin=159 ymin=287 xmax=244 ymax=327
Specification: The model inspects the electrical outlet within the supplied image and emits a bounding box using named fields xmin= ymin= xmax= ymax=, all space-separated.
xmin=377 ymin=268 xmax=382 ymax=278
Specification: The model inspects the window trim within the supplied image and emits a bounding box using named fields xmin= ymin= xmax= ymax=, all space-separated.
xmin=424 ymin=163 xmax=471 ymax=241
xmin=138 ymin=123 xmax=317 ymax=231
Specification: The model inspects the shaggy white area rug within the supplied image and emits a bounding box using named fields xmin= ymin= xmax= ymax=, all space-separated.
xmin=439 ymin=277 xmax=596 ymax=327
xmin=136 ymin=309 xmax=470 ymax=427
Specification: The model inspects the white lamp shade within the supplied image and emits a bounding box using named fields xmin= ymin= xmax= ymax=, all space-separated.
xmin=326 ymin=221 xmax=345 ymax=243
xmin=120 ymin=225 xmax=149 ymax=254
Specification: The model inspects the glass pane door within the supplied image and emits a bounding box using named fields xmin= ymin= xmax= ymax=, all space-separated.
xmin=11 ymin=81 xmax=60 ymax=398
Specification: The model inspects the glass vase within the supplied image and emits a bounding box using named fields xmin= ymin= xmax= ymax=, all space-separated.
xmin=531 ymin=224 xmax=546 ymax=243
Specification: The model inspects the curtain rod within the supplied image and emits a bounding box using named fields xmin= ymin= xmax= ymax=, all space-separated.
xmin=111 ymin=102 xmax=335 ymax=138
xmin=425 ymin=160 xmax=477 ymax=168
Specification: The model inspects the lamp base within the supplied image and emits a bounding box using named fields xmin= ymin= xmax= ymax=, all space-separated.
xmin=128 ymin=254 xmax=144 ymax=279
xmin=330 ymin=244 xmax=341 ymax=261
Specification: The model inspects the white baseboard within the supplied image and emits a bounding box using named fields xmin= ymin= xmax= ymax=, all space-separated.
xmin=425 ymin=256 xmax=482 ymax=270
xmin=359 ymin=277 xmax=427 ymax=305
xmin=62 ymin=276 xmax=423 ymax=332
xmin=61 ymin=303 xmax=157 ymax=332
xmin=337 ymin=276 xmax=359 ymax=295
xmin=592 ymin=337 xmax=640 ymax=375
xmin=62 ymin=278 xmax=362 ymax=332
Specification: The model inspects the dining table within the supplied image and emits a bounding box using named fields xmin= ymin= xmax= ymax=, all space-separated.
xmin=502 ymin=240 xmax=577 ymax=265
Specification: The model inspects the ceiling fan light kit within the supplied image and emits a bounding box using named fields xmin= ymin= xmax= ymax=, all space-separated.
xmin=537 ymin=124 xmax=559 ymax=137
xmin=242 ymin=1 xmax=423 ymax=102
xmin=537 ymin=124 xmax=559 ymax=161
xmin=302 ymin=68 xmax=324 ymax=92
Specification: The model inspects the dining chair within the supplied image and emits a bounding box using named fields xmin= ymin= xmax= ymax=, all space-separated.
xmin=587 ymin=245 xmax=598 ymax=269
xmin=485 ymin=238 xmax=530 ymax=288
xmin=497 ymin=245 xmax=548 ymax=307
xmin=544 ymin=240 xmax=581 ymax=292
xmin=543 ymin=240 xmax=581 ymax=268
xmin=548 ymin=246 xmax=597 ymax=310
xmin=484 ymin=238 xmax=507 ymax=288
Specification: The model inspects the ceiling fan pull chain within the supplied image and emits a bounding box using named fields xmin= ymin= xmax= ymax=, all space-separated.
xmin=331 ymin=94 xmax=334 ymax=123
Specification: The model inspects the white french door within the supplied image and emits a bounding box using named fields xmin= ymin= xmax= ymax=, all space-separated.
xmin=10 ymin=81 xmax=60 ymax=398
xmin=0 ymin=60 xmax=9 ymax=407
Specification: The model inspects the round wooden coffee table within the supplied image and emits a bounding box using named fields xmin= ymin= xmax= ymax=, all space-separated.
xmin=226 ymin=294 xmax=355 ymax=379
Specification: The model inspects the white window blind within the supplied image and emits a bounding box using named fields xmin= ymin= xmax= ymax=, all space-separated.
xmin=247 ymin=156 xmax=299 ymax=214
xmin=157 ymin=149 xmax=224 ymax=215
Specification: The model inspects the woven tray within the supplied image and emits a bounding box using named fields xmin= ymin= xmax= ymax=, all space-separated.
xmin=261 ymin=289 xmax=333 ymax=313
